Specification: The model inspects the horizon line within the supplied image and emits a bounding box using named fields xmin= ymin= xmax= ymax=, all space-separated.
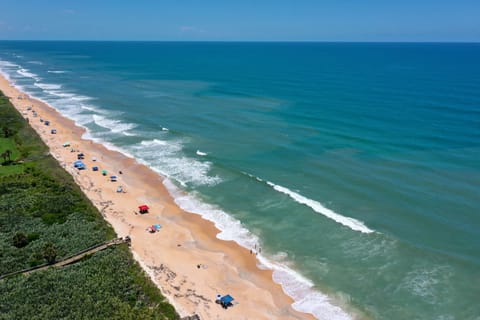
xmin=0 ymin=39 xmax=479 ymax=44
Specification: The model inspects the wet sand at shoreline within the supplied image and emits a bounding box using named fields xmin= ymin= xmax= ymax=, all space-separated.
xmin=0 ymin=74 xmax=315 ymax=320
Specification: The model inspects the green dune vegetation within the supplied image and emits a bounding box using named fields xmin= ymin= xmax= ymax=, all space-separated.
xmin=0 ymin=92 xmax=179 ymax=320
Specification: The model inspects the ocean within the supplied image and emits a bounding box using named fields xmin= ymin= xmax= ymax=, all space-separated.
xmin=0 ymin=41 xmax=479 ymax=320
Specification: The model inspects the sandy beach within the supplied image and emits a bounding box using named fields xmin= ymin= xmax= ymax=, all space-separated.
xmin=0 ymin=74 xmax=315 ymax=320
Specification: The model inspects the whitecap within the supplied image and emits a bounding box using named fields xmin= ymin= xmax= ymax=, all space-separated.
xmin=47 ymin=70 xmax=67 ymax=74
xmin=196 ymin=150 xmax=207 ymax=156
xmin=243 ymin=173 xmax=374 ymax=234
xmin=131 ymin=139 xmax=220 ymax=186
xmin=17 ymin=68 xmax=39 ymax=80
xmin=266 ymin=181 xmax=374 ymax=234
xmin=92 ymin=114 xmax=137 ymax=133
xmin=34 ymin=82 xmax=62 ymax=90
xmin=0 ymin=60 xmax=19 ymax=68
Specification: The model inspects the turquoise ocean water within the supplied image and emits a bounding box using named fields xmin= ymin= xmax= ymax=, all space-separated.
xmin=0 ymin=42 xmax=479 ymax=319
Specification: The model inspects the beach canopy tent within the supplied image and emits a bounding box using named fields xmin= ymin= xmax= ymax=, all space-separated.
xmin=77 ymin=153 xmax=85 ymax=159
xmin=92 ymin=166 xmax=99 ymax=171
xmin=77 ymin=164 xmax=86 ymax=170
xmin=51 ymin=129 xmax=57 ymax=134
xmin=116 ymin=186 xmax=123 ymax=193
xmin=138 ymin=205 xmax=149 ymax=213
xmin=102 ymin=170 xmax=107 ymax=176
xmin=74 ymin=160 xmax=86 ymax=170
xmin=220 ymin=294 xmax=234 ymax=308
xmin=221 ymin=295 xmax=234 ymax=304
xmin=74 ymin=160 xmax=84 ymax=168
xmin=44 ymin=121 xmax=50 ymax=126
xmin=153 ymin=224 xmax=161 ymax=230
xmin=110 ymin=175 xmax=117 ymax=182
xmin=63 ymin=142 xmax=70 ymax=147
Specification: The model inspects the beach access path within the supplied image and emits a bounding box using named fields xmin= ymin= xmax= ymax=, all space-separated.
xmin=0 ymin=238 xmax=129 ymax=280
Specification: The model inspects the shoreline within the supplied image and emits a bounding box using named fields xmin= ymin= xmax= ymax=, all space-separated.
xmin=0 ymin=74 xmax=317 ymax=319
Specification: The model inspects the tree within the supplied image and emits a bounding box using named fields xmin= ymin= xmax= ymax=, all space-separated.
xmin=12 ymin=232 xmax=29 ymax=248
xmin=43 ymin=242 xmax=57 ymax=264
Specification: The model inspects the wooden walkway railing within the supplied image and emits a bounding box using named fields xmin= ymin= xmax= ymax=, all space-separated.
xmin=0 ymin=237 xmax=130 ymax=280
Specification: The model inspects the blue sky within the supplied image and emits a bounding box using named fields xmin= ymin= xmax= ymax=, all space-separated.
xmin=0 ymin=0 xmax=479 ymax=41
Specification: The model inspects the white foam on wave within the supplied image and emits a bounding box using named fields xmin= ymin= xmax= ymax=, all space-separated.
xmin=260 ymin=255 xmax=352 ymax=320
xmin=47 ymin=70 xmax=67 ymax=74
xmin=27 ymin=61 xmax=43 ymax=65
xmin=243 ymin=173 xmax=374 ymax=234
xmin=163 ymin=179 xmax=353 ymax=320
xmin=0 ymin=60 xmax=19 ymax=68
xmin=92 ymin=114 xmax=137 ymax=135
xmin=44 ymin=90 xmax=74 ymax=98
xmin=267 ymin=181 xmax=373 ymax=234
xmin=71 ymin=95 xmax=92 ymax=101
xmin=164 ymin=179 xmax=259 ymax=247
xmin=17 ymin=68 xmax=40 ymax=80
xmin=0 ymin=68 xmax=11 ymax=81
xmin=130 ymin=139 xmax=221 ymax=187
xmin=46 ymin=90 xmax=92 ymax=102
xmin=0 ymin=59 xmax=19 ymax=80
xmin=196 ymin=150 xmax=207 ymax=156
xmin=34 ymin=82 xmax=62 ymax=90
xmin=400 ymin=264 xmax=452 ymax=304
xmin=81 ymin=104 xmax=106 ymax=114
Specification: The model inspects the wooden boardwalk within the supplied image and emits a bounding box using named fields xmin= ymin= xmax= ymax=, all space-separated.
xmin=0 ymin=237 xmax=130 ymax=280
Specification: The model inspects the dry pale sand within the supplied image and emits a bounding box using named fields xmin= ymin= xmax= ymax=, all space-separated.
xmin=0 ymin=75 xmax=315 ymax=320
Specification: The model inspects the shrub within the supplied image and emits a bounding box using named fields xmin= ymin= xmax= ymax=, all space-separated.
xmin=12 ymin=232 xmax=29 ymax=248
xmin=43 ymin=242 xmax=57 ymax=264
